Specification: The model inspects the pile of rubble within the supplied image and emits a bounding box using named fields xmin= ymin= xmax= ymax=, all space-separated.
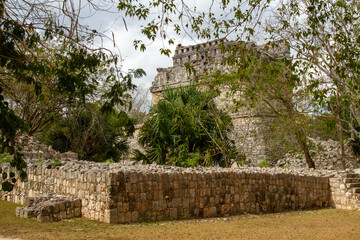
xmin=16 ymin=194 xmax=81 ymax=222
xmin=16 ymin=135 xmax=77 ymax=160
xmin=21 ymin=157 xmax=340 ymax=178
xmin=276 ymin=137 xmax=360 ymax=170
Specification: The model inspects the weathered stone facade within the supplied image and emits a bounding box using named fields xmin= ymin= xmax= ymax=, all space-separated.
xmin=151 ymin=39 xmax=289 ymax=164
xmin=2 ymin=159 xmax=359 ymax=224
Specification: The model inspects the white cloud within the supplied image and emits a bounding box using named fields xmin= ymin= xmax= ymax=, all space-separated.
xmin=75 ymin=0 xmax=245 ymax=89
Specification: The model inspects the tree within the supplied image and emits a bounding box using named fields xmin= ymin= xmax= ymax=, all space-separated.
xmin=40 ymin=103 xmax=135 ymax=162
xmin=118 ymin=0 xmax=269 ymax=53
xmin=135 ymin=85 xmax=238 ymax=167
xmin=0 ymin=0 xmax=145 ymax=191
xmin=266 ymin=0 xmax=360 ymax=169
xmin=205 ymin=43 xmax=317 ymax=168
xmin=116 ymin=85 xmax=151 ymax=124
xmin=119 ymin=0 xmax=360 ymax=169
xmin=1 ymin=49 xmax=67 ymax=136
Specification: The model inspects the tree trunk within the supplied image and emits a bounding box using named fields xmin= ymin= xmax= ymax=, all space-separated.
xmin=296 ymin=131 xmax=315 ymax=169
xmin=337 ymin=120 xmax=346 ymax=170
xmin=336 ymin=92 xmax=346 ymax=170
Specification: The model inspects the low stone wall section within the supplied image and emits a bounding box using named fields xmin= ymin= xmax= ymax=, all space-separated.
xmin=330 ymin=172 xmax=360 ymax=210
xmin=1 ymin=160 xmax=341 ymax=223
xmin=16 ymin=194 xmax=81 ymax=222
xmin=1 ymin=160 xmax=115 ymax=222
xmin=108 ymin=167 xmax=331 ymax=223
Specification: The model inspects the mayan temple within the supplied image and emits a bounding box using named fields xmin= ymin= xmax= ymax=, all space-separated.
xmin=150 ymin=39 xmax=290 ymax=165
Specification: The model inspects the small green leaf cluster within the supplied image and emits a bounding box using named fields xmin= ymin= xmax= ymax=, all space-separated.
xmin=259 ymin=159 xmax=270 ymax=168
xmin=105 ymin=159 xmax=115 ymax=163
xmin=0 ymin=154 xmax=12 ymax=163
xmin=52 ymin=159 xmax=62 ymax=168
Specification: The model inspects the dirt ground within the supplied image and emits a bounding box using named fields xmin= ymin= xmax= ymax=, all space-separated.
xmin=0 ymin=200 xmax=359 ymax=240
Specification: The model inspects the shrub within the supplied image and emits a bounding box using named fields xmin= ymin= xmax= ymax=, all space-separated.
xmin=40 ymin=104 xmax=135 ymax=162
xmin=0 ymin=154 xmax=12 ymax=163
xmin=259 ymin=159 xmax=270 ymax=168
xmin=135 ymin=85 xmax=238 ymax=167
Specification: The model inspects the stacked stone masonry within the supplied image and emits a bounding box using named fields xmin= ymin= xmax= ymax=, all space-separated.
xmin=2 ymin=160 xmax=358 ymax=224
xmin=330 ymin=173 xmax=360 ymax=210
xmin=110 ymin=167 xmax=330 ymax=223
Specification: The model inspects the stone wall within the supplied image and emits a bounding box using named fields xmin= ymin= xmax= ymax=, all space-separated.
xmin=1 ymin=160 xmax=113 ymax=222
xmin=16 ymin=194 xmax=82 ymax=222
xmin=330 ymin=172 xmax=360 ymax=210
xmin=109 ymin=166 xmax=331 ymax=223
xmin=2 ymin=160 xmax=351 ymax=224
xmin=17 ymin=135 xmax=78 ymax=161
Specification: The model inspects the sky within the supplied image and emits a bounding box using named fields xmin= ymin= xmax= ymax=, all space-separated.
xmin=10 ymin=0 xmax=276 ymax=92
xmin=54 ymin=0 xmax=274 ymax=91
xmin=75 ymin=0 xmax=211 ymax=89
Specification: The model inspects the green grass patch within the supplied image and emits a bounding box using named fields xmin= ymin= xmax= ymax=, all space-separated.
xmin=0 ymin=200 xmax=360 ymax=240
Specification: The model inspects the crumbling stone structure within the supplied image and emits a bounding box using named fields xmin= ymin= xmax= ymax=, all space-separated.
xmin=330 ymin=173 xmax=360 ymax=210
xmin=151 ymin=39 xmax=290 ymax=164
xmin=1 ymin=160 xmax=359 ymax=223
xmin=16 ymin=194 xmax=81 ymax=222
xmin=18 ymin=134 xmax=78 ymax=161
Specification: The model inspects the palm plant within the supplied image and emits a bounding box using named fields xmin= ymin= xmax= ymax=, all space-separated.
xmin=135 ymin=85 xmax=237 ymax=167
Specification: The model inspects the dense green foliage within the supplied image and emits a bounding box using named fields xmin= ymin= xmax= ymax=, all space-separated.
xmin=135 ymin=85 xmax=238 ymax=167
xmin=40 ymin=104 xmax=135 ymax=162
xmin=0 ymin=0 xmax=145 ymax=191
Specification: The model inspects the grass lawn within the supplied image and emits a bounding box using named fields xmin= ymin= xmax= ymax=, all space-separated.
xmin=0 ymin=200 xmax=359 ymax=240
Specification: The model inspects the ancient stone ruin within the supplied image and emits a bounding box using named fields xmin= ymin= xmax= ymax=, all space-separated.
xmin=151 ymin=39 xmax=290 ymax=165
xmin=17 ymin=134 xmax=78 ymax=161
xmin=1 ymin=40 xmax=360 ymax=224
xmin=16 ymin=194 xmax=81 ymax=222
xmin=1 ymin=159 xmax=360 ymax=223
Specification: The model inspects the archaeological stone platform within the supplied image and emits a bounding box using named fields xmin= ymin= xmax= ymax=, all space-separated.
xmin=1 ymin=160 xmax=359 ymax=223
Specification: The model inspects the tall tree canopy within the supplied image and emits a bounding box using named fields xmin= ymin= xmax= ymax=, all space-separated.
xmin=0 ymin=0 xmax=145 ymax=191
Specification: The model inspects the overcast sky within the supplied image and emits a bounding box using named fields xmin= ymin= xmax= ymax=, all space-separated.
xmin=73 ymin=0 xmax=250 ymax=90
xmin=74 ymin=1 xmax=210 ymax=89
xmin=69 ymin=0 xmax=275 ymax=93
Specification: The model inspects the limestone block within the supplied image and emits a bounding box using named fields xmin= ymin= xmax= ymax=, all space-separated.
xmin=104 ymin=209 xmax=117 ymax=224
xmin=131 ymin=211 xmax=139 ymax=222
xmin=170 ymin=208 xmax=178 ymax=219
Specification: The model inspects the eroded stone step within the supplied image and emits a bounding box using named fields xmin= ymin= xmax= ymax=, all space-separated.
xmin=346 ymin=183 xmax=360 ymax=188
xmin=346 ymin=174 xmax=360 ymax=178
xmin=16 ymin=194 xmax=81 ymax=222
xmin=345 ymin=178 xmax=360 ymax=183
xmin=353 ymin=188 xmax=360 ymax=194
